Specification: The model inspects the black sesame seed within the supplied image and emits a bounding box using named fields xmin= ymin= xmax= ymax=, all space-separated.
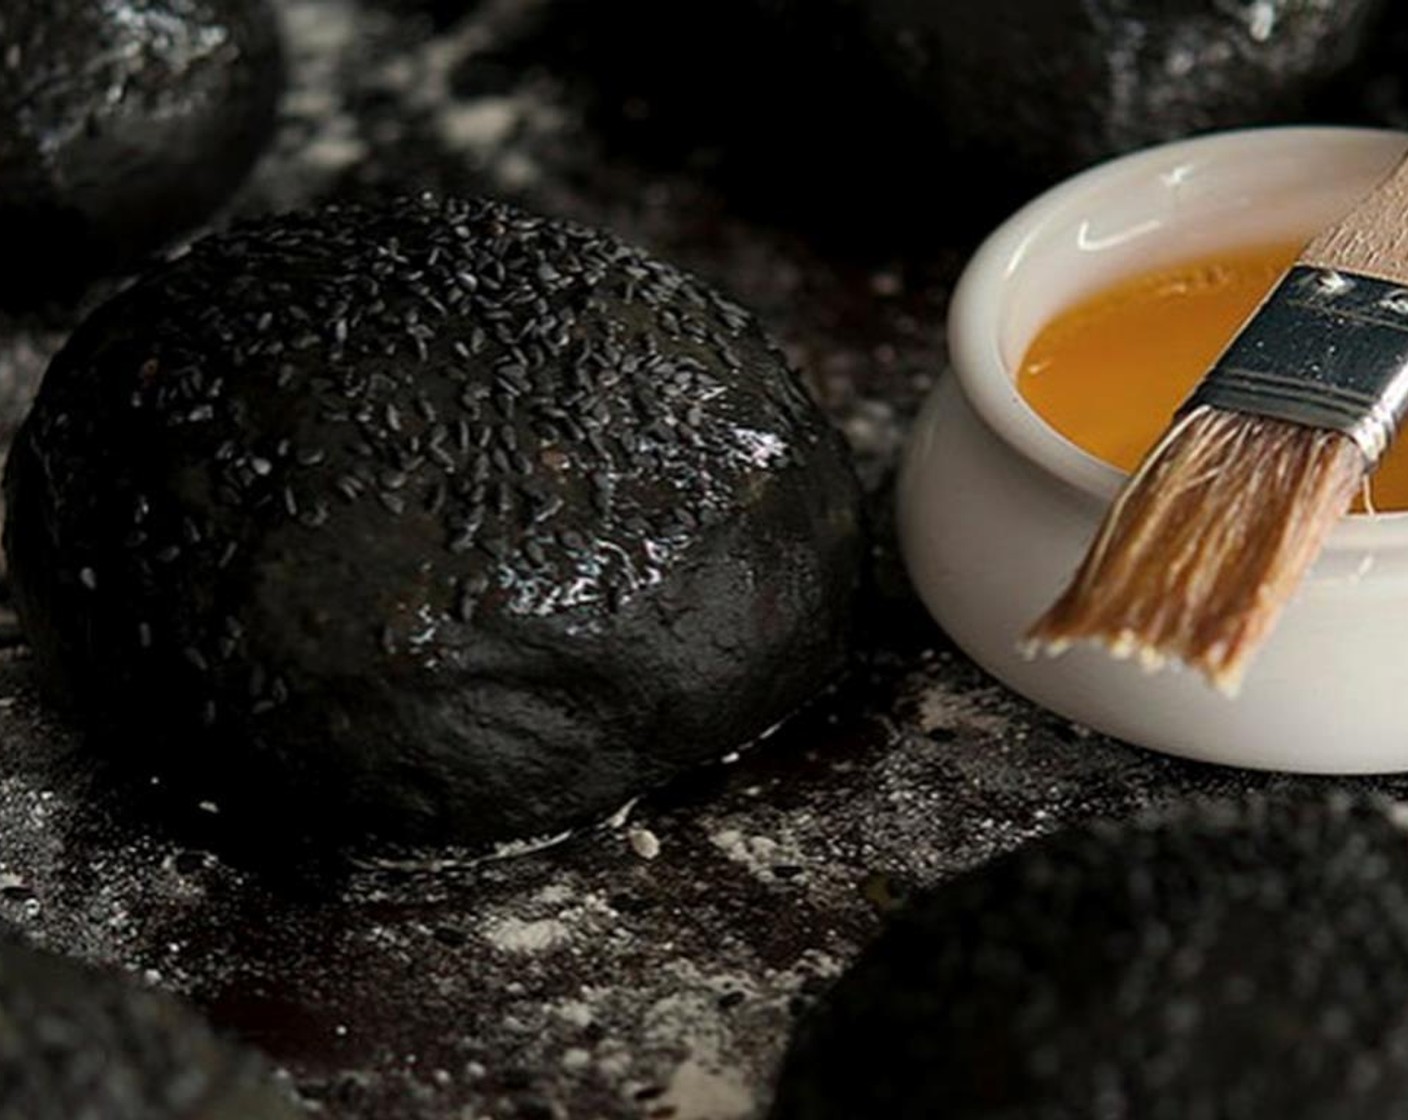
xmin=454 ymin=586 xmax=476 ymax=623
xmin=532 ymin=496 xmax=563 ymax=524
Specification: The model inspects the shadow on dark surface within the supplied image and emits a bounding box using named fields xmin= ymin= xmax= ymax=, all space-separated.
xmin=429 ymin=0 xmax=1021 ymax=258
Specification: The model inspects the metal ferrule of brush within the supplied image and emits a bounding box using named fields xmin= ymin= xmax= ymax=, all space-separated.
xmin=1181 ymin=264 xmax=1408 ymax=466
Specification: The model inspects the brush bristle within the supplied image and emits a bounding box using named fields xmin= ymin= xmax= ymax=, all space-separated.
xmin=1025 ymin=405 xmax=1364 ymax=694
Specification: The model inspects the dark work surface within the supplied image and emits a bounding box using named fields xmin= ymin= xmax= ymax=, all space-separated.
xmin=4 ymin=2 xmax=1408 ymax=1117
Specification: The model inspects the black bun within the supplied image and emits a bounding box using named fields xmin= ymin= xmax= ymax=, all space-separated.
xmin=0 ymin=933 xmax=300 ymax=1120
xmin=0 ymin=0 xmax=284 ymax=306
xmin=771 ymin=796 xmax=1408 ymax=1120
xmin=4 ymin=194 xmax=863 ymax=849
xmin=767 ymin=0 xmax=1386 ymax=188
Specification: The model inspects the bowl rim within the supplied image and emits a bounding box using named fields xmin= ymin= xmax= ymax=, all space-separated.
xmin=945 ymin=124 xmax=1408 ymax=553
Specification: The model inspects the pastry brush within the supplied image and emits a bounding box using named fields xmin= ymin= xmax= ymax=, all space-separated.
xmin=1026 ymin=151 xmax=1408 ymax=694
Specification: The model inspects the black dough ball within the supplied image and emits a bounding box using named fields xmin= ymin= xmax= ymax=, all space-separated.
xmin=0 ymin=934 xmax=300 ymax=1120
xmin=0 ymin=0 xmax=284 ymax=306
xmin=776 ymin=0 xmax=1387 ymax=187
xmin=771 ymin=797 xmax=1408 ymax=1120
xmin=4 ymin=194 xmax=863 ymax=849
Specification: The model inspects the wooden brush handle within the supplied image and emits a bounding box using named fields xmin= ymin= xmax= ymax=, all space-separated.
xmin=1301 ymin=149 xmax=1408 ymax=284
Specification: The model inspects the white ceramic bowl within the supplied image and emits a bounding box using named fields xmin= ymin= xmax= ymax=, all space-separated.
xmin=898 ymin=126 xmax=1408 ymax=774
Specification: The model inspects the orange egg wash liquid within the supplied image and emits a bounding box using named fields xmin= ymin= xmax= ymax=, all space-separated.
xmin=1017 ymin=241 xmax=1408 ymax=513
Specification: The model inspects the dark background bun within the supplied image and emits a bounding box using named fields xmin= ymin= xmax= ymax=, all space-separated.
xmin=772 ymin=797 xmax=1408 ymax=1120
xmin=0 ymin=931 xmax=300 ymax=1120
xmin=0 ymin=0 xmax=284 ymax=307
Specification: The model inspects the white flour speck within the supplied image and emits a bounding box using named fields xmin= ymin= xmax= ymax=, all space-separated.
xmin=658 ymin=1057 xmax=754 ymax=1120
xmin=483 ymin=916 xmax=569 ymax=954
xmin=628 ymin=828 xmax=661 ymax=860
